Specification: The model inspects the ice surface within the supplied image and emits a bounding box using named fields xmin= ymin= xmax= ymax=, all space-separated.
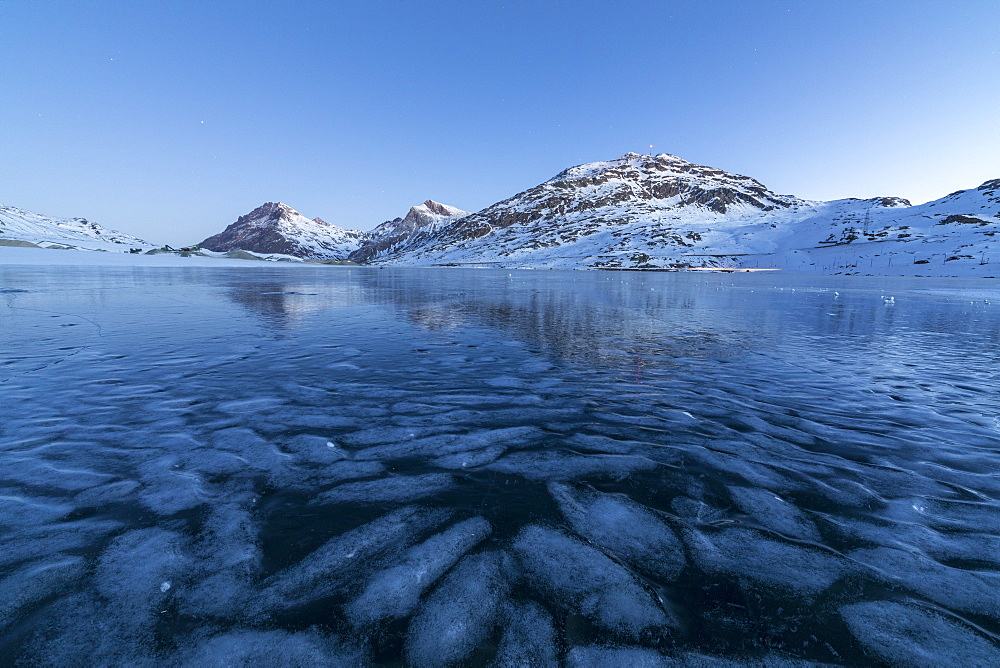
xmin=430 ymin=444 xmax=508 ymax=469
xmin=348 ymin=425 xmax=542 ymax=463
xmin=486 ymin=451 xmax=657 ymax=481
xmin=0 ymin=492 xmax=73 ymax=528
xmin=850 ymin=546 xmax=1000 ymax=618
xmin=211 ymin=427 xmax=292 ymax=482
xmin=684 ymin=527 xmax=849 ymax=596
xmin=566 ymin=645 xmax=670 ymax=667
xmin=549 ymin=482 xmax=686 ymax=581
xmin=513 ymin=525 xmax=674 ymax=637
xmin=175 ymin=500 xmax=262 ymax=619
xmin=172 ymin=629 xmax=367 ymax=666
xmin=567 ymin=646 xmax=824 ymax=666
xmin=405 ymin=551 xmax=512 ymax=667
xmin=311 ymin=472 xmax=456 ymax=505
xmin=5 ymin=267 xmax=1000 ymax=663
xmin=259 ymin=506 xmax=451 ymax=611
xmin=841 ymin=600 xmax=1000 ymax=666
xmin=0 ymin=556 xmax=86 ymax=632
xmin=24 ymin=592 xmax=157 ymax=665
xmin=727 ymin=486 xmax=821 ymax=541
xmin=493 ymin=601 xmax=558 ymax=668
xmin=72 ymin=480 xmax=142 ymax=506
xmin=94 ymin=528 xmax=190 ymax=615
xmin=345 ymin=516 xmax=491 ymax=625
xmin=136 ymin=453 xmax=210 ymax=515
xmin=0 ymin=519 xmax=124 ymax=569
xmin=3 ymin=458 xmax=113 ymax=492
xmin=22 ymin=528 xmax=195 ymax=663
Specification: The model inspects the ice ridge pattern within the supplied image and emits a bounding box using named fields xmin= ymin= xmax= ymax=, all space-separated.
xmin=1 ymin=265 xmax=999 ymax=665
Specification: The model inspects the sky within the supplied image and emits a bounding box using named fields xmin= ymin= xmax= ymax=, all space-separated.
xmin=2 ymin=1 xmax=999 ymax=246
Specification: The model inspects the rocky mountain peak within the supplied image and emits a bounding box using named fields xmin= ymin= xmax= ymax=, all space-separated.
xmin=244 ymin=202 xmax=301 ymax=222
xmin=200 ymin=202 xmax=363 ymax=260
xmin=347 ymin=200 xmax=469 ymax=264
xmin=546 ymin=152 xmax=794 ymax=214
xmin=400 ymin=200 xmax=467 ymax=227
xmin=418 ymin=200 xmax=456 ymax=217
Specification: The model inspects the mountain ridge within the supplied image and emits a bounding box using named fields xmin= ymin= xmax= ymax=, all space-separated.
xmin=370 ymin=153 xmax=999 ymax=275
xmin=3 ymin=152 xmax=996 ymax=275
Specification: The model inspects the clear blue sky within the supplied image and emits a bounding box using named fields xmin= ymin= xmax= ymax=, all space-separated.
xmin=2 ymin=1 xmax=998 ymax=245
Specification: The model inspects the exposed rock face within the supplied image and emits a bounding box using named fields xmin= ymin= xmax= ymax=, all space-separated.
xmin=348 ymin=200 xmax=468 ymax=264
xmin=199 ymin=202 xmax=364 ymax=260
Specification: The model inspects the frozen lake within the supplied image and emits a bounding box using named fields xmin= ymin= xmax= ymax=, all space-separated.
xmin=2 ymin=265 xmax=999 ymax=665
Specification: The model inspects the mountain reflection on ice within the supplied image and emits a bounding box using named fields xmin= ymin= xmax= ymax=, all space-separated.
xmin=1 ymin=265 xmax=999 ymax=665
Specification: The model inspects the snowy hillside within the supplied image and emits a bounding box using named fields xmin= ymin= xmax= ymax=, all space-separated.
xmin=371 ymin=153 xmax=1000 ymax=276
xmin=200 ymin=202 xmax=365 ymax=261
xmin=0 ymin=205 xmax=150 ymax=250
xmin=349 ymin=200 xmax=468 ymax=264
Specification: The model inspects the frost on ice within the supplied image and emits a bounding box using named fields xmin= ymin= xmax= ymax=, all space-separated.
xmin=513 ymin=525 xmax=675 ymax=638
xmin=345 ymin=516 xmax=491 ymax=626
xmin=404 ymin=551 xmax=512 ymax=667
xmin=549 ymin=482 xmax=686 ymax=582
xmin=841 ymin=601 xmax=1000 ymax=666
xmin=259 ymin=506 xmax=451 ymax=612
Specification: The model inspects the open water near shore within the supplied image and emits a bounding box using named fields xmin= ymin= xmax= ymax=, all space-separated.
xmin=1 ymin=265 xmax=999 ymax=666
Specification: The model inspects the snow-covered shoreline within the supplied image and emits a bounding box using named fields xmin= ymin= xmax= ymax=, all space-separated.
xmin=3 ymin=244 xmax=999 ymax=278
xmin=0 ymin=245 xmax=353 ymax=268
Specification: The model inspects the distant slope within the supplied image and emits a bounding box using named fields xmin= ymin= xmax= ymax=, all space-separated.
xmin=200 ymin=202 xmax=365 ymax=260
xmin=370 ymin=153 xmax=999 ymax=276
xmin=0 ymin=205 xmax=149 ymax=250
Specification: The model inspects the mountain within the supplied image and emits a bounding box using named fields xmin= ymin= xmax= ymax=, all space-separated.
xmin=199 ymin=202 xmax=365 ymax=260
xmin=0 ymin=205 xmax=149 ymax=250
xmin=369 ymin=153 xmax=1000 ymax=276
xmin=348 ymin=200 xmax=468 ymax=264
xmin=200 ymin=200 xmax=467 ymax=262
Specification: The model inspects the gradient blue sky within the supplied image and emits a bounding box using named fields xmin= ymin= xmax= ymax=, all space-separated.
xmin=3 ymin=1 xmax=998 ymax=245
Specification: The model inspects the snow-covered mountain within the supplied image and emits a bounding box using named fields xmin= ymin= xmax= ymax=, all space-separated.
xmin=200 ymin=200 xmax=468 ymax=262
xmin=369 ymin=153 xmax=1000 ymax=276
xmin=199 ymin=202 xmax=365 ymax=260
xmin=348 ymin=200 xmax=468 ymax=264
xmin=0 ymin=205 xmax=149 ymax=250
